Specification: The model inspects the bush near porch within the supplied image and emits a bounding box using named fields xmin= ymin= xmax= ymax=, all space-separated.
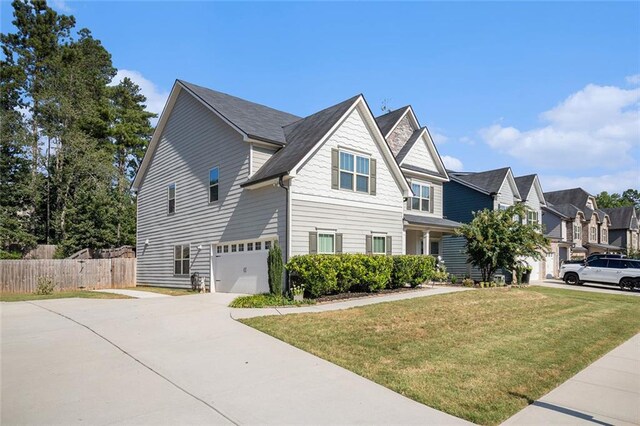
xmin=286 ymin=254 xmax=435 ymax=298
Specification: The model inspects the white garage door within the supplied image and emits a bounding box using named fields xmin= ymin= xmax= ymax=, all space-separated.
xmin=213 ymin=241 xmax=270 ymax=294
xmin=525 ymin=257 xmax=541 ymax=282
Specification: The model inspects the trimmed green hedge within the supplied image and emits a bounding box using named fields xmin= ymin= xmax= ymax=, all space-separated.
xmin=286 ymin=254 xmax=436 ymax=298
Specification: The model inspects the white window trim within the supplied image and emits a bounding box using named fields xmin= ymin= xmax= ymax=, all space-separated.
xmin=173 ymin=244 xmax=190 ymax=276
xmin=317 ymin=231 xmax=336 ymax=254
xmin=339 ymin=150 xmax=371 ymax=194
xmin=372 ymin=235 xmax=386 ymax=254
xmin=410 ymin=181 xmax=431 ymax=212
xmin=209 ymin=166 xmax=219 ymax=203
xmin=168 ymin=183 xmax=176 ymax=215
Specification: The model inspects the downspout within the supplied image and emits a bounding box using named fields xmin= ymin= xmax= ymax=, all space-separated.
xmin=278 ymin=175 xmax=290 ymax=289
xmin=278 ymin=176 xmax=290 ymax=264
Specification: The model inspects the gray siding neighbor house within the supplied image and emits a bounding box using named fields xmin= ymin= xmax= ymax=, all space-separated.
xmin=543 ymin=188 xmax=620 ymax=257
xmin=133 ymin=80 xmax=415 ymax=293
xmin=602 ymin=206 xmax=640 ymax=253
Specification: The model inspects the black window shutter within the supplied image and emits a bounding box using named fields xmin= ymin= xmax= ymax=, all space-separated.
xmin=370 ymin=159 xmax=377 ymax=195
xmin=365 ymin=235 xmax=372 ymax=254
xmin=336 ymin=233 xmax=343 ymax=254
xmin=309 ymin=232 xmax=318 ymax=254
xmin=386 ymin=236 xmax=392 ymax=255
xmin=331 ymin=149 xmax=339 ymax=190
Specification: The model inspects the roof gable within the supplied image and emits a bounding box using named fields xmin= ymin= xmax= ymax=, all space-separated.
xmin=450 ymin=167 xmax=520 ymax=197
xmin=602 ymin=206 xmax=638 ymax=229
xmin=515 ymin=174 xmax=546 ymax=206
xmin=375 ymin=106 xmax=410 ymax=138
xmin=396 ymin=128 xmax=449 ymax=180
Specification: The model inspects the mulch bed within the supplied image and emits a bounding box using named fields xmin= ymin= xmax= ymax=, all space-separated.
xmin=314 ymin=283 xmax=455 ymax=304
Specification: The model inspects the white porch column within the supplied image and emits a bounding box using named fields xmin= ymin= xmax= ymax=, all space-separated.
xmin=423 ymin=231 xmax=430 ymax=255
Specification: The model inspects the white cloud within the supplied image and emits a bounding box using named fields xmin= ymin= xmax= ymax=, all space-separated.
xmin=430 ymin=132 xmax=448 ymax=144
xmin=441 ymin=155 xmax=463 ymax=171
xmin=480 ymin=83 xmax=640 ymax=170
xmin=50 ymin=0 xmax=72 ymax=12
xmin=626 ymin=74 xmax=640 ymax=85
xmin=540 ymin=169 xmax=640 ymax=194
xmin=111 ymin=69 xmax=169 ymax=126
xmin=459 ymin=136 xmax=476 ymax=145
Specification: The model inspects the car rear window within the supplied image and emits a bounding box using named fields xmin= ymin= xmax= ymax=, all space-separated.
xmin=625 ymin=260 xmax=640 ymax=269
xmin=608 ymin=259 xmax=626 ymax=269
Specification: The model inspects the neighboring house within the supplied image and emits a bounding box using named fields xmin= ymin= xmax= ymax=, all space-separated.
xmin=133 ymin=80 xmax=449 ymax=293
xmin=544 ymin=188 xmax=621 ymax=256
xmin=541 ymin=203 xmax=584 ymax=277
xmin=441 ymin=167 xmax=526 ymax=280
xmin=375 ymin=107 xmax=460 ymax=257
xmin=514 ymin=174 xmax=548 ymax=280
xmin=602 ymin=206 xmax=640 ymax=253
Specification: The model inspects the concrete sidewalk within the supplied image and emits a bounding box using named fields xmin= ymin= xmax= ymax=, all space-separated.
xmin=503 ymin=333 xmax=640 ymax=425
xmin=231 ymin=285 xmax=471 ymax=319
xmin=93 ymin=288 xmax=171 ymax=298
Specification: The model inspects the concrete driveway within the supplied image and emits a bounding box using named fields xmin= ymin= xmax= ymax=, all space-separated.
xmin=1 ymin=293 xmax=469 ymax=425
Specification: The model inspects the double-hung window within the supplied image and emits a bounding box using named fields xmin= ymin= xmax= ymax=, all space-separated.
xmin=601 ymin=228 xmax=608 ymax=243
xmin=527 ymin=210 xmax=539 ymax=225
xmin=168 ymin=183 xmax=176 ymax=214
xmin=339 ymin=151 xmax=369 ymax=193
xmin=209 ymin=167 xmax=219 ymax=203
xmin=411 ymin=183 xmax=430 ymax=211
xmin=574 ymin=223 xmax=582 ymax=240
xmin=318 ymin=233 xmax=335 ymax=254
xmin=590 ymin=226 xmax=597 ymax=241
xmin=174 ymin=245 xmax=190 ymax=275
xmin=372 ymin=236 xmax=386 ymax=254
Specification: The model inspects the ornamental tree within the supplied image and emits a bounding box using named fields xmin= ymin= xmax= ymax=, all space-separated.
xmin=456 ymin=204 xmax=550 ymax=283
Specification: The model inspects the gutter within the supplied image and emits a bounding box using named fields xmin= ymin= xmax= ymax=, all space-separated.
xmin=277 ymin=176 xmax=291 ymax=288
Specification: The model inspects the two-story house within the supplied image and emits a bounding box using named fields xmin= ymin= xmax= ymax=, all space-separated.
xmin=541 ymin=204 xmax=586 ymax=276
xmin=374 ymin=107 xmax=460 ymax=257
xmin=441 ymin=167 xmax=527 ymax=280
xmin=544 ymin=188 xmax=620 ymax=256
xmin=133 ymin=80 xmax=458 ymax=293
xmin=602 ymin=206 xmax=640 ymax=254
xmin=514 ymin=174 xmax=548 ymax=279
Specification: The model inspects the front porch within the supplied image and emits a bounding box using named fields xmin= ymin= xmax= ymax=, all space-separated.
xmin=403 ymin=214 xmax=461 ymax=256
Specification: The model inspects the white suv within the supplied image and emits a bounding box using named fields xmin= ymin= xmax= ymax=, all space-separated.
xmin=561 ymin=258 xmax=640 ymax=290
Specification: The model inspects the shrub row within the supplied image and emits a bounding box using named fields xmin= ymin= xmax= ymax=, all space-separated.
xmin=286 ymin=254 xmax=436 ymax=298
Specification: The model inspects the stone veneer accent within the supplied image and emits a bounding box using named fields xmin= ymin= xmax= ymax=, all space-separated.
xmin=387 ymin=115 xmax=415 ymax=156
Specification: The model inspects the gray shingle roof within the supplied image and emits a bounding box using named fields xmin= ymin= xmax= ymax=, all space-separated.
xmin=404 ymin=214 xmax=461 ymax=229
xmin=547 ymin=203 xmax=585 ymax=219
xmin=514 ymin=175 xmax=536 ymax=200
xmin=449 ymin=167 xmax=512 ymax=194
xmin=542 ymin=204 xmax=570 ymax=219
xmin=242 ymin=94 xmax=361 ymax=186
xmin=602 ymin=206 xmax=638 ymax=230
xmin=375 ymin=107 xmax=410 ymax=136
xmin=544 ymin=188 xmax=592 ymax=210
xmin=179 ymin=80 xmax=301 ymax=144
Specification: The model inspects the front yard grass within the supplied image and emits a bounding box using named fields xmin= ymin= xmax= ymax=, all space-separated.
xmin=242 ymin=287 xmax=640 ymax=425
xmin=129 ymin=286 xmax=196 ymax=296
xmin=0 ymin=290 xmax=131 ymax=302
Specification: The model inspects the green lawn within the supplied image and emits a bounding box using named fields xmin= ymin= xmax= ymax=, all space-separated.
xmin=129 ymin=286 xmax=196 ymax=296
xmin=242 ymin=287 xmax=640 ymax=425
xmin=0 ymin=290 xmax=131 ymax=302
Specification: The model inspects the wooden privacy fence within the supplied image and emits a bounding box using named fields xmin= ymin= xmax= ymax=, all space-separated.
xmin=0 ymin=258 xmax=136 ymax=294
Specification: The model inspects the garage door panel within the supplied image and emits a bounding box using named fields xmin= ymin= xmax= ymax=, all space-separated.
xmin=215 ymin=251 xmax=269 ymax=294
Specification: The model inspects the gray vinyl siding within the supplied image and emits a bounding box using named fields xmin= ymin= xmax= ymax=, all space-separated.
xmin=252 ymin=145 xmax=277 ymax=174
xmin=404 ymin=177 xmax=443 ymax=218
xmin=608 ymin=229 xmax=626 ymax=248
xmin=290 ymin=199 xmax=403 ymax=256
xmin=542 ymin=211 xmax=563 ymax=239
xmin=496 ymin=178 xmax=517 ymax=208
xmin=136 ymin=89 xmax=285 ymax=288
xmin=443 ymin=180 xmax=493 ymax=224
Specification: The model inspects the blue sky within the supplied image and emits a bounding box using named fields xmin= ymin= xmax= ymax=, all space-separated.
xmin=2 ymin=1 xmax=639 ymax=193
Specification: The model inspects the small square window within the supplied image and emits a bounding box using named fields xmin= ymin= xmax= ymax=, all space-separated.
xmin=247 ymin=243 xmax=253 ymax=251
xmin=255 ymin=241 xmax=262 ymax=250
xmin=265 ymin=241 xmax=272 ymax=250
xmin=318 ymin=233 xmax=335 ymax=254
xmin=231 ymin=244 xmax=237 ymax=252
xmin=238 ymin=243 xmax=244 ymax=252
xmin=223 ymin=245 xmax=229 ymax=253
